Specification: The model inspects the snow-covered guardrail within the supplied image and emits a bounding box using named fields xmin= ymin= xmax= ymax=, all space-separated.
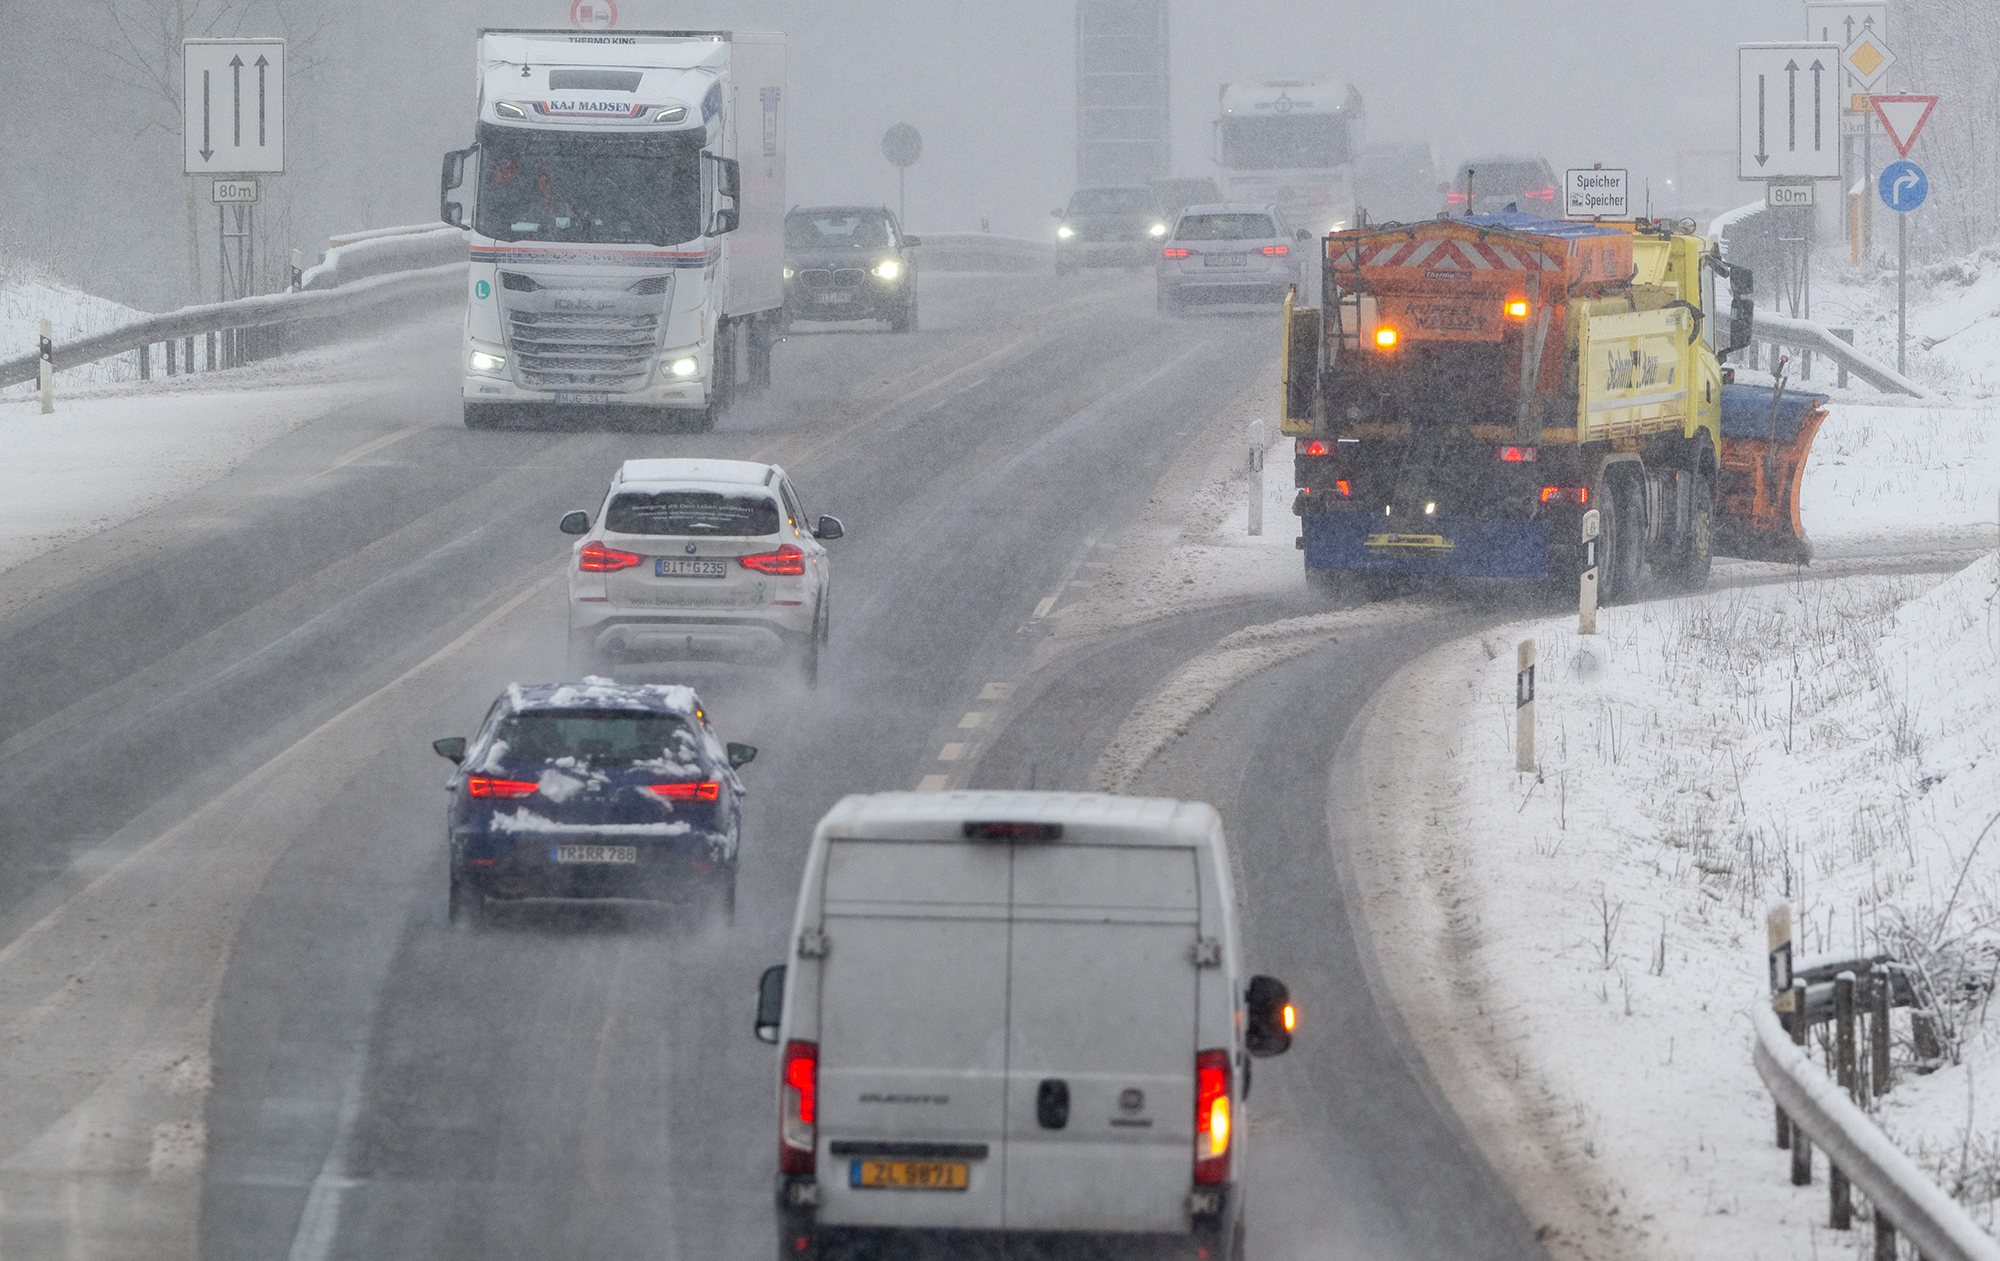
xmin=0 ymin=262 xmax=465 ymax=390
xmin=1750 ymin=310 xmax=1938 ymax=400
xmin=912 ymin=232 xmax=1055 ymax=273
xmin=300 ymin=223 xmax=466 ymax=290
xmin=1754 ymin=965 xmax=2000 ymax=1261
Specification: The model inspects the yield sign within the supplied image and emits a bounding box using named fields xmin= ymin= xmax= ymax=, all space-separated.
xmin=1869 ymin=94 xmax=1938 ymax=157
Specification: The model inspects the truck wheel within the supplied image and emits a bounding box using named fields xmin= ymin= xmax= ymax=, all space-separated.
xmin=1599 ymin=472 xmax=1645 ymax=604
xmin=690 ymin=404 xmax=717 ymax=434
xmin=463 ymin=403 xmax=501 ymax=430
xmin=1662 ymin=473 xmax=1715 ymax=591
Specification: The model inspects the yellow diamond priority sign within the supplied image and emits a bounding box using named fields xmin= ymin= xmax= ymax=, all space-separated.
xmin=1841 ymin=33 xmax=1896 ymax=89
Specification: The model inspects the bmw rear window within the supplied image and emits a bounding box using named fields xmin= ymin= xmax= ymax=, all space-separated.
xmin=490 ymin=709 xmax=698 ymax=766
xmin=1174 ymin=214 xmax=1277 ymax=241
xmin=605 ymin=490 xmax=780 ymax=535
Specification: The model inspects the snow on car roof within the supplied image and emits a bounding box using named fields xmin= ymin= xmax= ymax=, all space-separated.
xmin=503 ymin=678 xmax=704 ymax=715
xmin=615 ymin=458 xmax=774 ymax=487
xmin=817 ymin=790 xmax=1219 ymax=848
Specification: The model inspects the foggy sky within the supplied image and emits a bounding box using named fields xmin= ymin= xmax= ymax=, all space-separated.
xmin=9 ymin=0 xmax=1810 ymax=310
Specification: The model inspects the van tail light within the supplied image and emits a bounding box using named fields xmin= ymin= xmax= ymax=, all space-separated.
xmin=466 ymin=777 xmax=538 ymax=798
xmin=1540 ymin=486 xmax=1589 ymax=505
xmin=579 ymin=541 xmax=642 ymax=572
xmin=1261 ymin=244 xmax=1288 ymax=256
xmin=741 ymin=544 xmax=807 ymax=576
xmin=1194 ymin=1049 xmax=1232 ymax=1184
xmin=1163 ymin=247 xmax=1190 ymax=258
xmin=781 ymin=1040 xmax=818 ymax=1175
xmin=1295 ymin=438 xmax=1329 ymax=456
xmin=646 ymin=782 xmax=721 ymax=801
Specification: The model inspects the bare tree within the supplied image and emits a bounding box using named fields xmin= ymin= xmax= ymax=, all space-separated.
xmin=72 ymin=0 xmax=326 ymax=304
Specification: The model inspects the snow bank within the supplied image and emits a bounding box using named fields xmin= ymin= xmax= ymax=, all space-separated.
xmin=1354 ymin=556 xmax=1999 ymax=1258
xmin=1809 ymin=246 xmax=2000 ymax=398
xmin=0 ymin=265 xmax=149 ymax=394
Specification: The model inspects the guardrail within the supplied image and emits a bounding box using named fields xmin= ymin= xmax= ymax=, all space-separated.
xmin=0 ymin=262 xmax=465 ymax=390
xmin=1749 ymin=311 xmax=1938 ymax=400
xmin=1755 ymin=922 xmax=2000 ymax=1261
xmin=300 ymin=223 xmax=466 ymax=291
xmin=912 ymin=232 xmax=1055 ymax=273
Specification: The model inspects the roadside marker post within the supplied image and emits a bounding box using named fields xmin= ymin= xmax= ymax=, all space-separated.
xmin=1769 ymin=902 xmax=1795 ymax=1148
xmin=1247 ymin=419 xmax=1264 ymax=537
xmin=1578 ymin=509 xmax=1600 ymax=634
xmin=38 ymin=318 xmax=53 ymax=415
xmin=1869 ymin=95 xmax=1938 ymax=377
xmin=1515 ymin=639 xmax=1536 ymax=773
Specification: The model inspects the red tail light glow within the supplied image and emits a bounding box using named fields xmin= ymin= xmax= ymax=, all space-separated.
xmin=1534 ymin=188 xmax=1556 ymax=200
xmin=1195 ymin=1049 xmax=1232 ymax=1184
xmin=1261 ymin=244 xmax=1288 ymax=256
xmin=467 ymin=777 xmax=538 ymax=799
xmin=781 ymin=1040 xmax=818 ymax=1175
xmin=1163 ymin=247 xmax=1190 ymax=258
xmin=1496 ymin=446 xmax=1537 ymax=463
xmin=1334 ymin=479 xmax=1351 ymax=496
xmin=1541 ymin=486 xmax=1589 ymax=505
xmin=579 ymin=541 xmax=642 ymax=572
xmin=741 ymin=544 xmax=806 ymax=577
xmin=1296 ymin=439 xmax=1329 ymax=456
xmin=646 ymin=782 xmax=721 ymax=801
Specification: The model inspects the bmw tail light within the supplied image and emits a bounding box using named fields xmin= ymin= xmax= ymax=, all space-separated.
xmin=646 ymin=782 xmax=722 ymax=801
xmin=579 ymin=541 xmax=642 ymax=572
xmin=781 ymin=1040 xmax=818 ymax=1175
xmin=741 ymin=544 xmax=806 ymax=576
xmin=467 ymin=777 xmax=538 ymax=798
xmin=1194 ymin=1049 xmax=1232 ymax=1184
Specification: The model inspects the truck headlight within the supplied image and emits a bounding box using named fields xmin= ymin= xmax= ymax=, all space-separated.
xmin=1057 ymin=225 xmax=1074 ymax=239
xmin=670 ymin=356 xmax=699 ymax=377
xmin=872 ymin=258 xmax=901 ymax=280
xmin=469 ymin=350 xmax=505 ymax=373
xmin=783 ymin=266 xmax=795 ymax=279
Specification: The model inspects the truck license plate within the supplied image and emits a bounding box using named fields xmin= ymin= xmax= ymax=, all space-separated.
xmin=851 ymin=1160 xmax=968 ymax=1190
xmin=554 ymin=392 xmax=611 ymax=404
xmin=656 ymin=558 xmax=728 ymax=578
xmin=552 ymin=845 xmax=638 ymax=864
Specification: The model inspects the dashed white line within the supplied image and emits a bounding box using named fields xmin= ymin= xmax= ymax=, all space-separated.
xmin=1031 ymin=596 xmax=1057 ymax=619
xmin=916 ymin=774 xmax=951 ymax=792
xmin=938 ymin=743 xmax=970 ymax=762
xmin=957 ymin=712 xmax=992 ymax=729
xmin=978 ymin=682 xmax=1017 ymax=701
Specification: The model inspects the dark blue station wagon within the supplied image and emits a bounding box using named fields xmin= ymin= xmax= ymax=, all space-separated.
xmin=432 ymin=680 xmax=756 ymax=927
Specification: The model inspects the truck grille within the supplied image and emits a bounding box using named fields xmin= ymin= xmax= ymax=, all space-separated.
xmin=496 ymin=272 xmax=673 ymax=393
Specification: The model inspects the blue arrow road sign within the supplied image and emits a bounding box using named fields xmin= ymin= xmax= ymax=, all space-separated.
xmin=1879 ymin=160 xmax=1928 ymax=212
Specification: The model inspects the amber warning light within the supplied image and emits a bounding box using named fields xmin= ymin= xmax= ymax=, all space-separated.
xmin=1506 ymin=300 xmax=1529 ymax=319
xmin=1374 ymin=327 xmax=1398 ymax=349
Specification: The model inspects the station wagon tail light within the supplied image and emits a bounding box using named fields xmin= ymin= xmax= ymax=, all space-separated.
xmin=1194 ymin=1049 xmax=1232 ymax=1184
xmin=1541 ymin=486 xmax=1589 ymax=505
xmin=780 ymin=1040 xmax=818 ymax=1175
xmin=1374 ymin=327 xmax=1398 ymax=349
xmin=1163 ymin=247 xmax=1189 ymax=258
xmin=466 ymin=777 xmax=538 ymax=799
xmin=1295 ymin=439 xmax=1328 ymax=456
xmin=740 ymin=544 xmax=806 ymax=576
xmin=1261 ymin=244 xmax=1288 ymax=256
xmin=578 ymin=541 xmax=642 ymax=572
xmin=646 ymin=782 xmax=721 ymax=801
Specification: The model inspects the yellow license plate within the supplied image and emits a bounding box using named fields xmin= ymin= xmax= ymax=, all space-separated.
xmin=851 ymin=1159 xmax=969 ymax=1190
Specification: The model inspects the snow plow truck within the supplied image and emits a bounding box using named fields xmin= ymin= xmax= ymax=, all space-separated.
xmin=1282 ymin=211 xmax=1828 ymax=600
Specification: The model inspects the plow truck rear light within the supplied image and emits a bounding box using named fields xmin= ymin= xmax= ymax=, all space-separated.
xmin=645 ymin=782 xmax=721 ymax=802
xmin=1295 ymin=439 xmax=1329 ymax=456
xmin=1194 ymin=1049 xmax=1232 ymax=1184
xmin=466 ymin=777 xmax=538 ymax=799
xmin=1373 ymin=327 xmax=1398 ymax=349
xmin=1505 ymin=300 xmax=1529 ymax=319
xmin=781 ymin=1040 xmax=818 ymax=1175
xmin=741 ymin=544 xmax=806 ymax=577
xmin=579 ymin=541 xmax=643 ymax=572
xmin=1541 ymin=486 xmax=1589 ymax=505
xmin=1496 ymin=446 xmax=1537 ymax=462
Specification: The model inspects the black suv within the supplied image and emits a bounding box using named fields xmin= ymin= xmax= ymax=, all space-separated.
xmin=782 ymin=206 xmax=921 ymax=332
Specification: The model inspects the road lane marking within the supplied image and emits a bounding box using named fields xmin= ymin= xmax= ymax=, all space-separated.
xmin=313 ymin=424 xmax=430 ymax=477
xmin=978 ymin=682 xmax=1016 ymax=700
xmin=1031 ymin=597 xmax=1056 ymax=619
xmin=938 ymin=743 xmax=969 ymax=762
xmin=916 ymin=774 xmax=950 ymax=791
xmin=957 ymin=712 xmax=991 ymax=729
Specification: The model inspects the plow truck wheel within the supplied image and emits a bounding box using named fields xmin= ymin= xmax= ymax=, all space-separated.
xmin=1661 ymin=471 xmax=1715 ymax=591
xmin=1599 ymin=471 xmax=1646 ymax=604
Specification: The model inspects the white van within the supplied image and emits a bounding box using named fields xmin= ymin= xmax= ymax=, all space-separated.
xmin=753 ymin=791 xmax=1294 ymax=1261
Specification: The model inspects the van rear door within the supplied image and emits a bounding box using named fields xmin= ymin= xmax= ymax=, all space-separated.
xmin=1002 ymin=844 xmax=1200 ymax=1233
xmin=813 ymin=839 xmax=1010 ymax=1230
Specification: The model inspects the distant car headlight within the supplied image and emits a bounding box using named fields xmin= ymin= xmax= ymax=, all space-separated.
xmin=670 ymin=356 xmax=699 ymax=377
xmin=872 ymin=258 xmax=901 ymax=280
xmin=783 ymin=266 xmax=795 ymax=279
xmin=469 ymin=350 xmax=505 ymax=373
xmin=1057 ymin=225 xmax=1074 ymax=239
xmin=1149 ymin=222 xmax=1167 ymax=236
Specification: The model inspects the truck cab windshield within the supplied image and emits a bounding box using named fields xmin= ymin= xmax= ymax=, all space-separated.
xmin=476 ymin=126 xmax=704 ymax=246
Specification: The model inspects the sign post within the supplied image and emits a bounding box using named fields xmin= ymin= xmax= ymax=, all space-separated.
xmin=1578 ymin=509 xmax=1600 ymax=634
xmin=185 ymin=40 xmax=285 ymax=305
xmin=1739 ymin=43 xmax=1840 ymax=322
xmin=881 ymin=123 xmax=923 ymax=227
xmin=1806 ymin=5 xmax=1889 ymax=258
xmin=1871 ymin=94 xmax=1937 ymax=376
xmin=1515 ymin=639 xmax=1536 ymax=773
xmin=38 ymin=318 xmax=53 ymax=415
xmin=1563 ymin=167 xmax=1627 ymax=219
xmin=1247 ymin=420 xmax=1264 ymax=537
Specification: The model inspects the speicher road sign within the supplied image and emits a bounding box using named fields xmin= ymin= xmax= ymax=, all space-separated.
xmin=184 ymin=39 xmax=285 ymax=174
xmin=1737 ymin=43 xmax=1841 ymax=180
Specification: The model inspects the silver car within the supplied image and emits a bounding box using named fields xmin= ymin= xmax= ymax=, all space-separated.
xmin=1156 ymin=203 xmax=1308 ymax=314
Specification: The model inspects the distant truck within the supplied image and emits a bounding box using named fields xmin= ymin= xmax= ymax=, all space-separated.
xmin=1282 ymin=212 xmax=1828 ymax=598
xmin=1213 ymin=80 xmax=1364 ymax=237
xmin=442 ymin=28 xmax=786 ymax=431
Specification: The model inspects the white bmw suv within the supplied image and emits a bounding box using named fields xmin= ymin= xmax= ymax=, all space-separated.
xmin=561 ymin=459 xmax=843 ymax=685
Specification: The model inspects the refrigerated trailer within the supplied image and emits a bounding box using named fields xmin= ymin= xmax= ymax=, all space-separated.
xmin=442 ymin=29 xmax=785 ymax=431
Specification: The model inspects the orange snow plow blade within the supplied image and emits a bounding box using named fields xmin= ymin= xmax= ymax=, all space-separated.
xmin=1712 ymin=382 xmax=1828 ymax=565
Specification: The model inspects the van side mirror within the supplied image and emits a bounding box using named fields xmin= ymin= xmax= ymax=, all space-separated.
xmin=727 ymin=742 xmax=758 ymax=768
xmin=433 ymin=736 xmax=467 ymax=763
xmin=755 ymin=964 xmax=786 ymax=1043
xmin=1245 ymin=975 xmax=1294 ymax=1056
xmin=813 ymin=515 xmax=844 ymax=541
xmin=559 ymin=510 xmax=591 ymax=535
xmin=1296 ymin=229 xmax=1312 ymax=243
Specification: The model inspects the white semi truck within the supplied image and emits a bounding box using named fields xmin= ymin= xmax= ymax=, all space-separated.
xmin=1213 ymin=79 xmax=1364 ymax=238
xmin=442 ymin=29 xmax=786 ymax=431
